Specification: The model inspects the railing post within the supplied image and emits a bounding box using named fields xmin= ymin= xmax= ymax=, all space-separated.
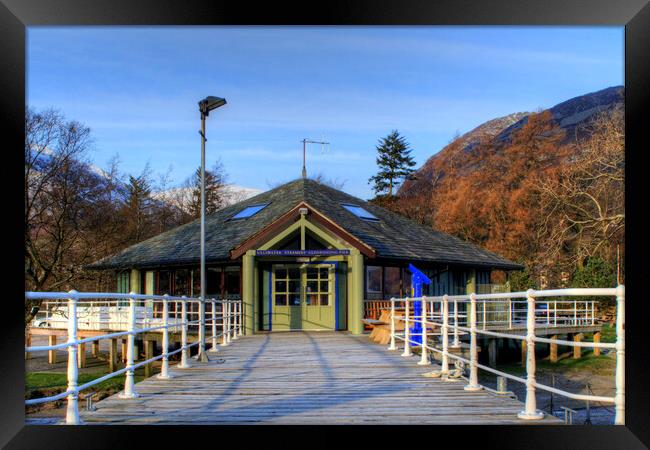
xmin=573 ymin=299 xmax=577 ymax=325
xmin=482 ymin=300 xmax=486 ymax=330
xmin=546 ymin=301 xmax=550 ymax=325
xmin=231 ymin=301 xmax=239 ymax=341
xmin=615 ymin=285 xmax=625 ymax=425
xmin=196 ymin=296 xmax=208 ymax=362
xmin=464 ymin=293 xmax=481 ymax=391
xmin=554 ymin=300 xmax=557 ymax=326
xmin=226 ymin=301 xmax=232 ymax=344
xmin=64 ymin=290 xmax=81 ymax=424
xmin=401 ymin=298 xmax=412 ymax=357
xmin=591 ymin=301 xmax=595 ymax=325
xmin=441 ymin=294 xmax=449 ymax=377
xmin=452 ymin=298 xmax=460 ymax=348
xmin=387 ymin=297 xmax=397 ymax=351
xmin=238 ymin=300 xmax=244 ymax=337
xmin=221 ymin=300 xmax=229 ymax=347
xmin=508 ymin=298 xmax=512 ymax=329
xmin=119 ymin=292 xmax=139 ymax=399
xmin=178 ymin=296 xmax=191 ymax=368
xmin=209 ymin=299 xmax=219 ymax=352
xmin=158 ymin=295 xmax=172 ymax=379
xmin=418 ymin=297 xmax=430 ymax=365
xmin=518 ymin=289 xmax=543 ymax=420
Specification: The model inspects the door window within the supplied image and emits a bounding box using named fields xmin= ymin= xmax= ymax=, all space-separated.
xmin=274 ymin=266 xmax=301 ymax=306
xmin=305 ymin=266 xmax=331 ymax=306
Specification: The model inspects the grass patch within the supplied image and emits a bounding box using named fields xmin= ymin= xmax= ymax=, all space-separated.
xmin=586 ymin=324 xmax=616 ymax=343
xmin=489 ymin=352 xmax=615 ymax=379
xmin=26 ymin=371 xmax=145 ymax=399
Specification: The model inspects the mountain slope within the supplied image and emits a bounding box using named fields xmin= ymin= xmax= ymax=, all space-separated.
xmin=399 ymin=86 xmax=623 ymax=197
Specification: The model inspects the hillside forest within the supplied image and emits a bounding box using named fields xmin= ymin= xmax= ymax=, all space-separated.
xmin=375 ymin=105 xmax=624 ymax=294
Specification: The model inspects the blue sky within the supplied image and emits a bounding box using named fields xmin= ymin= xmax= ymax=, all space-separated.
xmin=27 ymin=26 xmax=624 ymax=199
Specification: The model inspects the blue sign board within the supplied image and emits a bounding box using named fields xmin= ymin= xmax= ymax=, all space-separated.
xmin=255 ymin=249 xmax=350 ymax=256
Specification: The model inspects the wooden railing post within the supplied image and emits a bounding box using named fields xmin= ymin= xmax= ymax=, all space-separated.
xmin=178 ymin=296 xmax=191 ymax=368
xmin=441 ymin=294 xmax=449 ymax=377
xmin=158 ymin=295 xmax=172 ymax=379
xmin=65 ymin=290 xmax=81 ymax=424
xmin=401 ymin=298 xmax=412 ymax=357
xmin=452 ymin=298 xmax=460 ymax=348
xmin=518 ymin=289 xmax=543 ymax=420
xmin=387 ymin=298 xmax=397 ymax=351
xmin=464 ymin=293 xmax=481 ymax=392
xmin=615 ymin=285 xmax=625 ymax=425
xmin=119 ymin=292 xmax=139 ymax=399
xmin=418 ymin=297 xmax=430 ymax=365
xmin=209 ymin=299 xmax=219 ymax=351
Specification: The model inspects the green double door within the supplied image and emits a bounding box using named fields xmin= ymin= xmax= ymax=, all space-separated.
xmin=271 ymin=264 xmax=335 ymax=330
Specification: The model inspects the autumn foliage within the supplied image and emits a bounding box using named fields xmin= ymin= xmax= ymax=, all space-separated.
xmin=381 ymin=108 xmax=624 ymax=289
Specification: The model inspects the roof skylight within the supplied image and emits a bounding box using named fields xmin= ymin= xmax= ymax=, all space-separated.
xmin=341 ymin=203 xmax=379 ymax=221
xmin=230 ymin=203 xmax=269 ymax=220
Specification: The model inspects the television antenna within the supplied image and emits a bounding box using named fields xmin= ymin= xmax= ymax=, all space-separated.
xmin=301 ymin=138 xmax=330 ymax=179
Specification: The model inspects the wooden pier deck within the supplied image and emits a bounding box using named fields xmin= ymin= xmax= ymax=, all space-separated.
xmin=80 ymin=332 xmax=561 ymax=425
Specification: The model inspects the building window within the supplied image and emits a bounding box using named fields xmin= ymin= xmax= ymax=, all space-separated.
xmin=225 ymin=266 xmax=241 ymax=298
xmin=207 ymin=267 xmax=222 ymax=296
xmin=174 ymin=269 xmax=191 ymax=296
xmin=366 ymin=266 xmax=382 ymax=294
xmin=384 ymin=267 xmax=401 ymax=297
xmin=116 ymin=271 xmax=130 ymax=293
xmin=230 ymin=203 xmax=269 ymax=220
xmin=341 ymin=203 xmax=380 ymax=221
xmin=402 ymin=269 xmax=412 ymax=296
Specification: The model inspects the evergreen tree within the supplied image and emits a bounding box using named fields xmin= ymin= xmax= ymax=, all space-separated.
xmin=186 ymin=161 xmax=226 ymax=218
xmin=123 ymin=171 xmax=153 ymax=243
xmin=368 ymin=130 xmax=416 ymax=197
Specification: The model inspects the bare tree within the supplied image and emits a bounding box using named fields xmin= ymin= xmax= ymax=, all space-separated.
xmin=25 ymin=108 xmax=94 ymax=293
xmin=535 ymin=107 xmax=624 ymax=274
xmin=311 ymin=172 xmax=347 ymax=190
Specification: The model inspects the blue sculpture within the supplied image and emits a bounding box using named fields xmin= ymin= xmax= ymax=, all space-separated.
xmin=408 ymin=264 xmax=432 ymax=346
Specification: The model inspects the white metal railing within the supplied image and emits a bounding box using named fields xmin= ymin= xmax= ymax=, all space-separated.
xmin=25 ymin=291 xmax=243 ymax=424
xmin=365 ymin=297 xmax=597 ymax=330
xmin=386 ymin=286 xmax=624 ymax=425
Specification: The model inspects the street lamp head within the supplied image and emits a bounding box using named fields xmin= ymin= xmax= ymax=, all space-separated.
xmin=198 ymin=96 xmax=227 ymax=116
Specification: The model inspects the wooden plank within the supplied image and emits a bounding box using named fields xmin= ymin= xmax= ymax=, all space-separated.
xmin=48 ymin=335 xmax=57 ymax=364
xmin=144 ymin=340 xmax=154 ymax=378
xmin=80 ymin=332 xmax=562 ymax=425
xmin=77 ymin=342 xmax=86 ymax=368
xmin=109 ymin=338 xmax=118 ymax=372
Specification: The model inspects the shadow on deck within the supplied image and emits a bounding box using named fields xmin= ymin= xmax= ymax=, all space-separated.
xmin=76 ymin=332 xmax=561 ymax=425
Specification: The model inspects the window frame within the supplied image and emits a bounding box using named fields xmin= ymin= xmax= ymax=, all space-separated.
xmin=229 ymin=203 xmax=269 ymax=220
xmin=340 ymin=203 xmax=380 ymax=222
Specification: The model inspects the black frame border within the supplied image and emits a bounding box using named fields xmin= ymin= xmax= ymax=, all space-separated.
xmin=1 ymin=0 xmax=648 ymax=448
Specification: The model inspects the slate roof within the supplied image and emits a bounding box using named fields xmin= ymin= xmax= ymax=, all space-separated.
xmin=88 ymin=178 xmax=523 ymax=271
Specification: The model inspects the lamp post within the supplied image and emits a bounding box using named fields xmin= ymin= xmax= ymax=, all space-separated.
xmin=197 ymin=96 xmax=227 ymax=362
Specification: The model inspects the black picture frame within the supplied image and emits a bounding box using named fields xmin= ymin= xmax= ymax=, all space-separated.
xmin=1 ymin=0 xmax=648 ymax=448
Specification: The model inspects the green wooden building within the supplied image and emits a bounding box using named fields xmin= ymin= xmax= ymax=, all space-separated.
xmin=89 ymin=178 xmax=522 ymax=335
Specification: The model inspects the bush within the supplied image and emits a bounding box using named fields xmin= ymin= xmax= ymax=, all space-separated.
xmin=571 ymin=257 xmax=616 ymax=305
